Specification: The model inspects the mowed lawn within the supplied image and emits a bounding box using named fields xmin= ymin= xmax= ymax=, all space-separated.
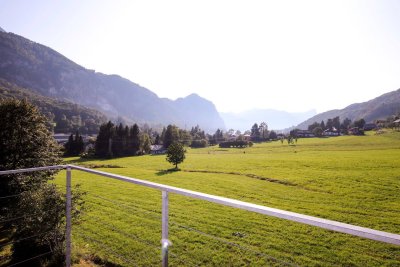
xmin=56 ymin=131 xmax=400 ymax=266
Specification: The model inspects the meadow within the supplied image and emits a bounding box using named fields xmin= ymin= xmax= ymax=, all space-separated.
xmin=56 ymin=131 xmax=400 ymax=266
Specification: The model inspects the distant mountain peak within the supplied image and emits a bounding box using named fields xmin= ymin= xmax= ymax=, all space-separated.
xmin=0 ymin=26 xmax=5 ymax=32
xmin=221 ymin=109 xmax=317 ymax=131
xmin=186 ymin=93 xmax=201 ymax=98
xmin=175 ymin=93 xmax=202 ymax=101
xmin=0 ymin=30 xmax=225 ymax=132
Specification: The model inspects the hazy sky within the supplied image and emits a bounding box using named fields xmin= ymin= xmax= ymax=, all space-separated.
xmin=1 ymin=0 xmax=400 ymax=113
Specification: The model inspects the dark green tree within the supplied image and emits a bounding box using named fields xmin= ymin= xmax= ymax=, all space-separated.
xmin=313 ymin=127 xmax=323 ymax=137
xmin=333 ymin=116 xmax=341 ymax=130
xmin=259 ymin=122 xmax=268 ymax=140
xmin=326 ymin=118 xmax=334 ymax=130
xmin=154 ymin=134 xmax=161 ymax=145
xmin=320 ymin=120 xmax=326 ymax=130
xmin=179 ymin=129 xmax=192 ymax=146
xmin=0 ymin=99 xmax=65 ymax=266
xmin=269 ymin=130 xmax=278 ymax=140
xmin=190 ymin=125 xmax=206 ymax=140
xmin=354 ymin=118 xmax=366 ymax=129
xmin=112 ymin=123 xmax=125 ymax=156
xmin=130 ymin=123 xmax=140 ymax=154
xmin=160 ymin=127 xmax=166 ymax=144
xmin=251 ymin=123 xmax=261 ymax=141
xmin=211 ymin=128 xmax=224 ymax=144
xmin=95 ymin=121 xmax=115 ymax=157
xmin=308 ymin=122 xmax=320 ymax=132
xmin=166 ymin=142 xmax=186 ymax=169
xmin=140 ymin=133 xmax=152 ymax=154
xmin=64 ymin=131 xmax=85 ymax=156
xmin=341 ymin=118 xmax=352 ymax=134
xmin=64 ymin=134 xmax=74 ymax=155
xmin=163 ymin=125 xmax=180 ymax=148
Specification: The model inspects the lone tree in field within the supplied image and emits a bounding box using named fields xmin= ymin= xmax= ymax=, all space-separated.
xmin=0 ymin=99 xmax=67 ymax=266
xmin=166 ymin=142 xmax=186 ymax=169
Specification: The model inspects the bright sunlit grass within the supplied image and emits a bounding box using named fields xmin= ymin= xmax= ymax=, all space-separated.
xmin=56 ymin=131 xmax=400 ymax=266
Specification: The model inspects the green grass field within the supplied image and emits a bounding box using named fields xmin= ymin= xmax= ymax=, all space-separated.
xmin=56 ymin=131 xmax=400 ymax=266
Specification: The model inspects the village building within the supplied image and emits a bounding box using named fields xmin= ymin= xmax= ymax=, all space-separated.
xmin=150 ymin=145 xmax=167 ymax=155
xmin=363 ymin=123 xmax=377 ymax=131
xmin=296 ymin=130 xmax=315 ymax=138
xmin=242 ymin=134 xmax=251 ymax=141
xmin=323 ymin=128 xmax=340 ymax=136
xmin=53 ymin=133 xmax=71 ymax=144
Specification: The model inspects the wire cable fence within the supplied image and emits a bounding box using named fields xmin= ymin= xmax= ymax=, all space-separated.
xmin=97 ymin=195 xmax=294 ymax=266
xmin=63 ymin=176 xmax=297 ymax=267
xmin=6 ymin=251 xmax=53 ymax=267
xmin=2 ymin=165 xmax=400 ymax=267
xmin=66 ymin=179 xmax=300 ymax=266
xmin=73 ymin=196 xmax=196 ymax=266
xmin=0 ymin=190 xmax=58 ymax=266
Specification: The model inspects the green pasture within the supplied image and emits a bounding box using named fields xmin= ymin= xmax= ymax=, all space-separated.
xmin=56 ymin=131 xmax=400 ymax=266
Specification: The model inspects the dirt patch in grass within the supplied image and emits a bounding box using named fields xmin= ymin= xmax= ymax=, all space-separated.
xmin=81 ymin=164 xmax=124 ymax=169
xmin=183 ymin=169 xmax=296 ymax=186
xmin=183 ymin=169 xmax=329 ymax=193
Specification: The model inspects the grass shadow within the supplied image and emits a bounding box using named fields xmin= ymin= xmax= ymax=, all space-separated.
xmin=156 ymin=168 xmax=181 ymax=176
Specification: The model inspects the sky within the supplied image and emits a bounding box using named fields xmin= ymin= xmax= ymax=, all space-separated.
xmin=1 ymin=0 xmax=400 ymax=113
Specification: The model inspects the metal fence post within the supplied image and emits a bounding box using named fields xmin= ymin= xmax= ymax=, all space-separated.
xmin=161 ymin=191 xmax=170 ymax=267
xmin=66 ymin=167 xmax=72 ymax=267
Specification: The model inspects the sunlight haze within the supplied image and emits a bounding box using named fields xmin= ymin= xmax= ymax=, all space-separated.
xmin=1 ymin=0 xmax=399 ymax=113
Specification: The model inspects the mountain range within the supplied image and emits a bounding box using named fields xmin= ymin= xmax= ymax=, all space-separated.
xmin=221 ymin=109 xmax=317 ymax=131
xmin=296 ymin=89 xmax=400 ymax=129
xmin=0 ymin=31 xmax=225 ymax=132
xmin=0 ymin=28 xmax=399 ymax=133
xmin=0 ymin=78 xmax=107 ymax=134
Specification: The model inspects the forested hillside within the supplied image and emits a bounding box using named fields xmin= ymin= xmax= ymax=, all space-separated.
xmin=297 ymin=89 xmax=400 ymax=129
xmin=0 ymin=79 xmax=107 ymax=133
xmin=0 ymin=31 xmax=225 ymax=131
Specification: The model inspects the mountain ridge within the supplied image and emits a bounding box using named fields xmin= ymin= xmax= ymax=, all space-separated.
xmin=0 ymin=78 xmax=107 ymax=133
xmin=0 ymin=31 xmax=225 ymax=131
xmin=296 ymin=89 xmax=400 ymax=129
xmin=221 ymin=109 xmax=317 ymax=131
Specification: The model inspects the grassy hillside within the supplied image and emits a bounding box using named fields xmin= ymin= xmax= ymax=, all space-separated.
xmin=56 ymin=131 xmax=400 ymax=266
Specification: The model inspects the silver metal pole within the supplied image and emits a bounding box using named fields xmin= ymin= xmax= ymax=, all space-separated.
xmin=66 ymin=167 xmax=72 ymax=267
xmin=161 ymin=191 xmax=170 ymax=267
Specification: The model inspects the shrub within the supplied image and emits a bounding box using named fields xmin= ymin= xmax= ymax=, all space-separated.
xmin=219 ymin=140 xmax=251 ymax=148
xmin=190 ymin=139 xmax=208 ymax=148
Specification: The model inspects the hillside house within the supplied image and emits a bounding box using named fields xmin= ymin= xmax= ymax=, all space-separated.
xmin=323 ymin=128 xmax=340 ymax=136
xmin=296 ymin=130 xmax=315 ymax=138
xmin=53 ymin=133 xmax=70 ymax=144
xmin=348 ymin=127 xmax=361 ymax=135
xmin=150 ymin=145 xmax=166 ymax=155
xmin=394 ymin=119 xmax=400 ymax=130
xmin=375 ymin=119 xmax=387 ymax=128
xmin=363 ymin=123 xmax=377 ymax=131
xmin=228 ymin=134 xmax=237 ymax=141
xmin=243 ymin=134 xmax=251 ymax=141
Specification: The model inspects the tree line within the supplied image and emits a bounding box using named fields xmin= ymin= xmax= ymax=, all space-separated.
xmin=306 ymin=116 xmax=366 ymax=136
xmin=74 ymin=122 xmax=209 ymax=158
xmin=67 ymin=119 xmax=283 ymax=158
xmin=0 ymin=79 xmax=107 ymax=135
xmin=210 ymin=122 xmax=277 ymax=144
xmin=94 ymin=121 xmax=150 ymax=158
